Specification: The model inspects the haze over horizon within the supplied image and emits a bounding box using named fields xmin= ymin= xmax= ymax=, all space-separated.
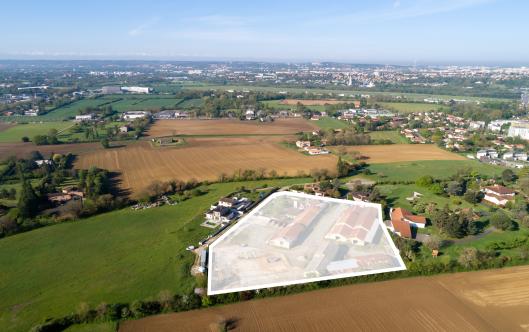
xmin=1 ymin=0 xmax=528 ymax=66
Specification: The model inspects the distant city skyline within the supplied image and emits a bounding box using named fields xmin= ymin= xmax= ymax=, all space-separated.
xmin=1 ymin=0 xmax=528 ymax=66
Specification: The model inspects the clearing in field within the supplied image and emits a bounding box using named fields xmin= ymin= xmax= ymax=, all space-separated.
xmin=333 ymin=144 xmax=466 ymax=163
xmin=121 ymin=265 xmax=529 ymax=332
xmin=75 ymin=139 xmax=336 ymax=196
xmin=147 ymin=118 xmax=317 ymax=137
xmin=280 ymin=99 xmax=354 ymax=106
xmin=209 ymin=192 xmax=405 ymax=295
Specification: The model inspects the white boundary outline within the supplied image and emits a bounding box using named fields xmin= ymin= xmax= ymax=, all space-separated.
xmin=207 ymin=191 xmax=406 ymax=295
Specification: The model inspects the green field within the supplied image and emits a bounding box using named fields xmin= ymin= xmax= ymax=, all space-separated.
xmin=181 ymin=83 xmax=511 ymax=103
xmin=0 ymin=177 xmax=310 ymax=331
xmin=0 ymin=122 xmax=73 ymax=143
xmin=368 ymin=130 xmax=408 ymax=144
xmin=178 ymin=98 xmax=203 ymax=109
xmin=313 ymin=117 xmax=350 ymax=130
xmin=379 ymin=102 xmax=450 ymax=114
xmin=365 ymin=160 xmax=503 ymax=182
xmin=6 ymin=96 xmax=186 ymax=122
xmin=261 ymin=100 xmax=327 ymax=112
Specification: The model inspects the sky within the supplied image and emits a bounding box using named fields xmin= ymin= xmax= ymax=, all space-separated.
xmin=0 ymin=0 xmax=528 ymax=65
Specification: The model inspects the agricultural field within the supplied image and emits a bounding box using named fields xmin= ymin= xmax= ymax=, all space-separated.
xmin=379 ymin=102 xmax=450 ymax=113
xmin=120 ymin=266 xmax=529 ymax=332
xmin=367 ymin=130 xmax=408 ymax=144
xmin=75 ymin=139 xmax=336 ymax=196
xmin=332 ymin=144 xmax=466 ymax=164
xmin=0 ymin=121 xmax=73 ymax=143
xmin=279 ymin=99 xmax=354 ymax=106
xmin=366 ymin=160 xmax=503 ymax=182
xmin=178 ymin=98 xmax=203 ymax=109
xmin=183 ymin=83 xmax=511 ymax=103
xmin=0 ymin=178 xmax=311 ymax=331
xmin=32 ymin=95 xmax=184 ymax=121
xmin=313 ymin=117 xmax=350 ymax=130
xmin=147 ymin=118 xmax=317 ymax=137
xmin=0 ymin=142 xmax=103 ymax=161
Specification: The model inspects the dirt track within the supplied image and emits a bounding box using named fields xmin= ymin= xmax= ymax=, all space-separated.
xmin=120 ymin=265 xmax=529 ymax=332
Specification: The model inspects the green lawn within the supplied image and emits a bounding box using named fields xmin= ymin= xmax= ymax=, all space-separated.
xmin=0 ymin=122 xmax=73 ymax=143
xmin=0 ymin=177 xmax=310 ymax=331
xmin=368 ymin=130 xmax=408 ymax=144
xmin=379 ymin=102 xmax=450 ymax=114
xmin=377 ymin=183 xmax=477 ymax=212
xmin=314 ymin=117 xmax=350 ymax=130
xmin=366 ymin=160 xmax=503 ymax=182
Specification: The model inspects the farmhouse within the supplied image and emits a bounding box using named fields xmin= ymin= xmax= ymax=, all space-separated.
xmin=245 ymin=109 xmax=256 ymax=120
xmin=204 ymin=196 xmax=252 ymax=226
xmin=388 ymin=208 xmax=427 ymax=239
xmin=306 ymin=147 xmax=330 ymax=155
xmin=482 ymin=185 xmax=515 ymax=206
xmin=122 ymin=111 xmax=150 ymax=121
xmin=205 ymin=206 xmax=237 ymax=224
xmin=502 ymin=150 xmax=528 ymax=161
xmin=477 ymin=148 xmax=498 ymax=159
xmin=391 ymin=207 xmax=426 ymax=228
xmin=295 ymin=140 xmax=311 ymax=149
xmin=24 ymin=108 xmax=40 ymax=116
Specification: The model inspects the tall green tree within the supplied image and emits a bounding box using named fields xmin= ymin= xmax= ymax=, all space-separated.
xmin=17 ymin=180 xmax=39 ymax=219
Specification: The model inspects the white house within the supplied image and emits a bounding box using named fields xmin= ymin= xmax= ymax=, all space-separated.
xmin=508 ymin=121 xmax=529 ymax=140
xmin=75 ymin=113 xmax=95 ymax=122
xmin=503 ymin=150 xmax=528 ymax=161
xmin=477 ymin=149 xmax=498 ymax=159
xmin=295 ymin=140 xmax=311 ymax=149
xmin=24 ymin=108 xmax=40 ymax=116
xmin=482 ymin=185 xmax=515 ymax=206
xmin=468 ymin=121 xmax=485 ymax=130
xmin=122 ymin=111 xmax=150 ymax=121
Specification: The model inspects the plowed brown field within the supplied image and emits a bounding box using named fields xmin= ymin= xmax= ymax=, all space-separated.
xmin=332 ymin=144 xmax=465 ymax=163
xmin=76 ymin=139 xmax=336 ymax=196
xmin=147 ymin=118 xmax=316 ymax=137
xmin=119 ymin=266 xmax=529 ymax=332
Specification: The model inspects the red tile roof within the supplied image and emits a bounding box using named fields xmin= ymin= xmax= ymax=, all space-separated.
xmin=484 ymin=185 xmax=515 ymax=195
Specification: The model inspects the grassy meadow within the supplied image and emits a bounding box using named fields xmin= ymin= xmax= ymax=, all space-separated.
xmin=0 ymin=122 xmax=73 ymax=143
xmin=0 ymin=178 xmax=309 ymax=331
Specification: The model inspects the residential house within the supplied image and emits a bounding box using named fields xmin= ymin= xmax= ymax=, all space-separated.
xmin=388 ymin=208 xmax=427 ymax=239
xmin=482 ymin=185 xmax=515 ymax=206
